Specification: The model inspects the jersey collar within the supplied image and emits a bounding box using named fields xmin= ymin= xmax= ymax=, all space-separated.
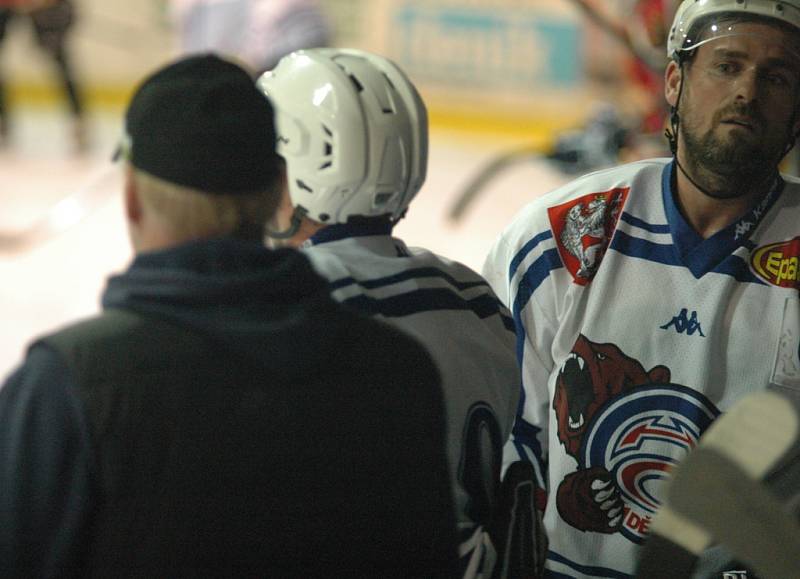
xmin=304 ymin=219 xmax=394 ymax=247
xmin=662 ymin=160 xmax=784 ymax=277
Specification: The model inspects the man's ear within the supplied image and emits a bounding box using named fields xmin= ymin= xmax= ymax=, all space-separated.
xmin=124 ymin=166 xmax=142 ymax=224
xmin=665 ymin=60 xmax=682 ymax=107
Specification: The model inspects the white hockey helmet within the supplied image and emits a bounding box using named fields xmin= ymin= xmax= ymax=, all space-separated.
xmin=667 ymin=0 xmax=800 ymax=61
xmin=257 ymin=48 xmax=427 ymax=225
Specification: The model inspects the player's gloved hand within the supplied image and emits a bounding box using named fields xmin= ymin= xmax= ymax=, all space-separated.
xmin=490 ymin=460 xmax=548 ymax=578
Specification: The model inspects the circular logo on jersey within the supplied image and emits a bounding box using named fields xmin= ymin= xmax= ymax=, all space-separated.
xmin=580 ymin=384 xmax=720 ymax=543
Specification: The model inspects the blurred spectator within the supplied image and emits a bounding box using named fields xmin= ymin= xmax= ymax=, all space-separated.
xmin=0 ymin=0 xmax=86 ymax=151
xmin=169 ymin=0 xmax=331 ymax=75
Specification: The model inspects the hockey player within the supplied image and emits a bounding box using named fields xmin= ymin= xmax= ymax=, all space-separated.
xmin=257 ymin=48 xmax=539 ymax=578
xmin=482 ymin=0 xmax=800 ymax=576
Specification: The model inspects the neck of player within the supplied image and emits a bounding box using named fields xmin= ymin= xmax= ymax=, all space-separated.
xmin=673 ymin=146 xmax=777 ymax=240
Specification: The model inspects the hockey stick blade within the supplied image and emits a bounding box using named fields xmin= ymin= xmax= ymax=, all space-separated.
xmin=668 ymin=446 xmax=800 ymax=579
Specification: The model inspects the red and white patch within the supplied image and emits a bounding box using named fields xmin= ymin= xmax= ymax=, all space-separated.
xmin=751 ymin=237 xmax=800 ymax=289
xmin=548 ymin=188 xmax=629 ymax=285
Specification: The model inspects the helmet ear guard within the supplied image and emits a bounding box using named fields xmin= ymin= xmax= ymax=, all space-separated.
xmin=257 ymin=48 xmax=428 ymax=227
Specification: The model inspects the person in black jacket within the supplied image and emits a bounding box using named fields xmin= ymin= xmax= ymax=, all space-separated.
xmin=0 ymin=53 xmax=458 ymax=578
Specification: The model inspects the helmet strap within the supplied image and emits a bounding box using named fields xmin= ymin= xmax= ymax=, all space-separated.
xmin=664 ymin=59 xmax=685 ymax=156
xmin=781 ymin=93 xmax=800 ymax=158
xmin=265 ymin=206 xmax=308 ymax=240
xmin=666 ymin=67 xmax=712 ymax=196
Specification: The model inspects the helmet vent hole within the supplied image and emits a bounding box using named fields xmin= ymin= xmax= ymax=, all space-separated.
xmin=319 ymin=161 xmax=332 ymax=170
xmin=296 ymin=180 xmax=313 ymax=193
xmin=322 ymin=124 xmax=332 ymax=137
xmin=349 ymin=74 xmax=364 ymax=92
xmin=324 ymin=142 xmax=333 ymax=156
xmin=375 ymin=192 xmax=395 ymax=206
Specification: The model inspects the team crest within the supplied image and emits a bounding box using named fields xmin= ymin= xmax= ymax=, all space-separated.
xmin=750 ymin=237 xmax=800 ymax=289
xmin=553 ymin=335 xmax=720 ymax=543
xmin=548 ymin=188 xmax=628 ymax=285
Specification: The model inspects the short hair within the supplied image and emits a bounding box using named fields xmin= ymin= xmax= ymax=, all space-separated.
xmin=132 ymin=167 xmax=280 ymax=242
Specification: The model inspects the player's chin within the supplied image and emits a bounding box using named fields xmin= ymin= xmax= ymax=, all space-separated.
xmin=711 ymin=135 xmax=771 ymax=167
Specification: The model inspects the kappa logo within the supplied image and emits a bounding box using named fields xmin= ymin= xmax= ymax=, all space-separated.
xmin=660 ymin=308 xmax=706 ymax=337
xmin=734 ymin=185 xmax=774 ymax=241
xmin=548 ymin=188 xmax=628 ymax=285
xmin=751 ymin=237 xmax=800 ymax=289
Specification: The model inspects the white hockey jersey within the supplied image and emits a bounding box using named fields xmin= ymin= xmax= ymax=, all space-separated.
xmin=302 ymin=224 xmax=521 ymax=578
xmin=482 ymin=158 xmax=800 ymax=578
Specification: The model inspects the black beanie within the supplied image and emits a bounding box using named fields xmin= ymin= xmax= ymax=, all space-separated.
xmin=123 ymin=54 xmax=279 ymax=194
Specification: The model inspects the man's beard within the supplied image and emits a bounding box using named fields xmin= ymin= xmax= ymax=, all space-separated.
xmin=679 ymin=101 xmax=787 ymax=199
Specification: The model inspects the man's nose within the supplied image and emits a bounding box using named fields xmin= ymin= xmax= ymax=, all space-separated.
xmin=733 ymin=68 xmax=760 ymax=103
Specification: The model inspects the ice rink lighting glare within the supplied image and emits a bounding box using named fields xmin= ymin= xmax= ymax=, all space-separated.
xmin=50 ymin=197 xmax=85 ymax=230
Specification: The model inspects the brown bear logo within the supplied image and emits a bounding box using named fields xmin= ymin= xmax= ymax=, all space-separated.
xmin=554 ymin=334 xmax=670 ymax=533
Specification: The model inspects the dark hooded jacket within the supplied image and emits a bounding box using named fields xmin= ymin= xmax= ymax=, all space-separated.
xmin=0 ymin=238 xmax=457 ymax=578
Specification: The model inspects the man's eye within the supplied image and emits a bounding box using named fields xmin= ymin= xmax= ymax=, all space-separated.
xmin=764 ymin=72 xmax=790 ymax=87
xmin=714 ymin=62 xmax=735 ymax=74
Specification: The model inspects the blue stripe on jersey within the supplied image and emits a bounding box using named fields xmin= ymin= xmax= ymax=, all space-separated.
xmin=511 ymin=417 xmax=547 ymax=487
xmin=712 ymin=255 xmax=766 ymax=284
xmin=328 ymin=267 xmax=490 ymax=293
xmin=309 ymin=220 xmax=394 ymax=245
xmin=545 ymin=571 xmax=630 ymax=579
xmin=509 ymin=230 xmax=554 ymax=284
xmin=548 ymin=551 xmax=633 ymax=579
xmin=611 ymin=231 xmax=766 ymax=284
xmin=512 ymin=248 xmax=564 ymax=362
xmin=512 ymin=417 xmax=544 ymax=462
xmin=342 ymin=288 xmax=516 ymax=331
xmin=611 ymin=230 xmax=678 ymax=266
xmin=619 ymin=212 xmax=670 ymax=234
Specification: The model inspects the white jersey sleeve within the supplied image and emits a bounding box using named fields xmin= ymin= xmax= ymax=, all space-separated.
xmin=483 ymin=205 xmax=561 ymax=497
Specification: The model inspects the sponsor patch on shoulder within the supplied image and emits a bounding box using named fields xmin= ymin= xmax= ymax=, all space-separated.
xmin=548 ymin=188 xmax=629 ymax=285
xmin=750 ymin=237 xmax=800 ymax=289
